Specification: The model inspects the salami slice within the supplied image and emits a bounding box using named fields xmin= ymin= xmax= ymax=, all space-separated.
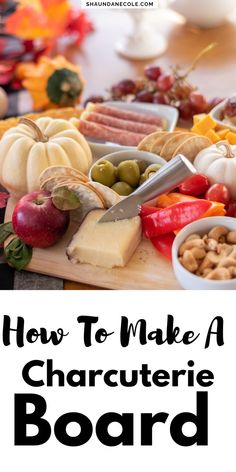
xmin=87 ymin=103 xmax=164 ymax=127
xmin=79 ymin=119 xmax=145 ymax=146
xmin=82 ymin=111 xmax=159 ymax=135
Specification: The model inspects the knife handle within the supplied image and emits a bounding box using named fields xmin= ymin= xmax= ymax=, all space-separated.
xmin=133 ymin=155 xmax=196 ymax=204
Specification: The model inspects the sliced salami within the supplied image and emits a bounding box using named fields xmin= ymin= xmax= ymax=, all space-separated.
xmin=87 ymin=103 xmax=164 ymax=127
xmin=82 ymin=111 xmax=159 ymax=135
xmin=79 ymin=119 xmax=145 ymax=146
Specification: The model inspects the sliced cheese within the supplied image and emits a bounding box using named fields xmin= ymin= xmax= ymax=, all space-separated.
xmin=226 ymin=131 xmax=236 ymax=144
xmin=217 ymin=128 xmax=230 ymax=139
xmin=67 ymin=209 xmax=141 ymax=268
xmin=205 ymin=129 xmax=221 ymax=143
xmin=191 ymin=115 xmax=216 ymax=135
xmin=193 ymin=113 xmax=207 ymax=125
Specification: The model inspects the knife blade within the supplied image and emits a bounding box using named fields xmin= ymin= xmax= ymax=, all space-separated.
xmin=98 ymin=155 xmax=196 ymax=223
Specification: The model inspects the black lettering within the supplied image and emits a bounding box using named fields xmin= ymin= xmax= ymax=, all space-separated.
xmin=205 ymin=317 xmax=224 ymax=348
xmin=14 ymin=393 xmax=51 ymax=445
xmin=3 ymin=315 xmax=24 ymax=347
xmin=120 ymin=317 xmax=147 ymax=347
xmin=77 ymin=316 xmax=99 ymax=347
xmin=170 ymin=391 xmax=208 ymax=446
xmin=96 ymin=413 xmax=133 ymax=446
xmin=141 ymin=413 xmax=169 ymax=445
xmin=54 ymin=412 xmax=93 ymax=446
xmin=22 ymin=360 xmax=44 ymax=387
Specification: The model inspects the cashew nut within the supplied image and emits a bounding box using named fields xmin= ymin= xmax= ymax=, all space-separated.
xmin=198 ymin=253 xmax=215 ymax=273
xmin=205 ymin=238 xmax=218 ymax=251
xmin=227 ymin=231 xmax=236 ymax=244
xmin=218 ymin=257 xmax=236 ymax=268
xmin=229 ymin=267 xmax=236 ymax=277
xmin=206 ymin=268 xmax=231 ymax=280
xmin=178 ymin=225 xmax=236 ymax=281
xmin=217 ymin=243 xmax=233 ymax=257
xmin=181 ymin=250 xmax=199 ymax=273
xmin=190 ymin=247 xmax=206 ymax=260
xmin=185 ymin=233 xmax=201 ymax=241
xmin=206 ymin=251 xmax=223 ymax=264
xmin=202 ymin=268 xmax=213 ymax=278
xmin=208 ymin=226 xmax=228 ymax=241
xmin=179 ymin=239 xmax=205 ymax=256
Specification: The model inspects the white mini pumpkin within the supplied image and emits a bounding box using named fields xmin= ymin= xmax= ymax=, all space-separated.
xmin=194 ymin=141 xmax=236 ymax=199
xmin=0 ymin=117 xmax=92 ymax=197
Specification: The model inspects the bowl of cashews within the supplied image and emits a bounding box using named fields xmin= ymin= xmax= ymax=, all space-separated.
xmin=172 ymin=216 xmax=236 ymax=290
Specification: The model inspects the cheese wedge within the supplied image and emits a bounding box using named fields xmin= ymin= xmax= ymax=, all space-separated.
xmin=67 ymin=209 xmax=142 ymax=268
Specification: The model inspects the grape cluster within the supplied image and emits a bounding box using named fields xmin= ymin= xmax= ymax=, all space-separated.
xmin=85 ymin=64 xmax=223 ymax=121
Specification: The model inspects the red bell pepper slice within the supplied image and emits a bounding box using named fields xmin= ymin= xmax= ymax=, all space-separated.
xmin=151 ymin=232 xmax=175 ymax=260
xmin=140 ymin=205 xmax=159 ymax=218
xmin=142 ymin=200 xmax=211 ymax=238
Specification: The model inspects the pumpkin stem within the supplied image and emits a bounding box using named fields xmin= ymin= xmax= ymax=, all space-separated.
xmin=216 ymin=140 xmax=235 ymax=158
xmin=19 ymin=118 xmax=49 ymax=143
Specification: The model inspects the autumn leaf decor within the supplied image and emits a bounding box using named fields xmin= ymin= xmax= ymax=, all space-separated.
xmin=16 ymin=55 xmax=85 ymax=110
xmin=5 ymin=0 xmax=94 ymax=45
xmin=0 ymin=192 xmax=9 ymax=210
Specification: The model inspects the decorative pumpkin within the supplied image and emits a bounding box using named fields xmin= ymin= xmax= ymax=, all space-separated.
xmin=194 ymin=141 xmax=236 ymax=199
xmin=0 ymin=87 xmax=8 ymax=118
xmin=0 ymin=117 xmax=92 ymax=198
xmin=16 ymin=55 xmax=84 ymax=111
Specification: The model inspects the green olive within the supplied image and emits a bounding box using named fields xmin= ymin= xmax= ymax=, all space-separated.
xmin=117 ymin=160 xmax=140 ymax=187
xmin=111 ymin=181 xmax=134 ymax=196
xmin=91 ymin=160 xmax=117 ymax=187
xmin=143 ymin=163 xmax=161 ymax=180
xmin=137 ymin=160 xmax=148 ymax=174
xmin=139 ymin=173 xmax=147 ymax=186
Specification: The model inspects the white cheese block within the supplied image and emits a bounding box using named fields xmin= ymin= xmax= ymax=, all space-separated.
xmin=67 ymin=209 xmax=142 ymax=268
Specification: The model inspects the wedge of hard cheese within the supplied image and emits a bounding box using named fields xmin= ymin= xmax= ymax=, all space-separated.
xmin=67 ymin=209 xmax=142 ymax=268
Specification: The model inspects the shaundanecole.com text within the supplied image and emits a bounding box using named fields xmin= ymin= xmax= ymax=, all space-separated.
xmin=81 ymin=1 xmax=158 ymax=8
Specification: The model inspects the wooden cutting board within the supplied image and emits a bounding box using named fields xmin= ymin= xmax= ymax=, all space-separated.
xmin=5 ymin=198 xmax=181 ymax=290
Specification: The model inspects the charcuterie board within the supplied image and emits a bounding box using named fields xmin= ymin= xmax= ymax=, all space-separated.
xmin=5 ymin=198 xmax=180 ymax=290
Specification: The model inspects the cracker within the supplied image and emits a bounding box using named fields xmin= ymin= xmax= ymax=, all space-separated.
xmin=39 ymin=165 xmax=88 ymax=187
xmin=151 ymin=131 xmax=182 ymax=155
xmin=137 ymin=131 xmax=166 ymax=152
xmin=52 ymin=182 xmax=105 ymax=213
xmin=89 ymin=181 xmax=122 ymax=208
xmin=173 ymin=136 xmax=212 ymax=162
xmin=160 ymin=132 xmax=195 ymax=161
xmin=41 ymin=176 xmax=81 ymax=193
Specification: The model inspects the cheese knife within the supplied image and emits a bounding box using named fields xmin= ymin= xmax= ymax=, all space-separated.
xmin=98 ymin=155 xmax=196 ymax=223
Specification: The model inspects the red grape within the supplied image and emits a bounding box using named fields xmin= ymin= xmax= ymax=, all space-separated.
xmin=179 ymin=174 xmax=210 ymax=197
xmin=157 ymin=74 xmax=175 ymax=92
xmin=134 ymin=91 xmax=154 ymax=103
xmin=205 ymin=184 xmax=231 ymax=205
xmin=178 ymin=101 xmax=194 ymax=120
xmin=207 ymin=96 xmax=224 ymax=111
xmin=112 ymin=79 xmax=136 ymax=96
xmin=189 ymin=91 xmax=208 ymax=113
xmin=144 ymin=65 xmax=163 ymax=81
xmin=224 ymin=97 xmax=236 ymax=118
xmin=84 ymin=95 xmax=104 ymax=107
xmin=153 ymin=92 xmax=170 ymax=105
xmin=226 ymin=201 xmax=236 ymax=217
xmin=172 ymin=81 xmax=195 ymax=100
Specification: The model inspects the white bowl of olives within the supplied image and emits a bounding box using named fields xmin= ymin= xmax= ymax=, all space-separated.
xmin=89 ymin=150 xmax=166 ymax=196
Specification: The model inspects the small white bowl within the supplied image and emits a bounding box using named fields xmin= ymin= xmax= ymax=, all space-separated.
xmin=210 ymin=96 xmax=236 ymax=132
xmin=88 ymin=101 xmax=179 ymax=159
xmin=172 ymin=216 xmax=236 ymax=290
xmin=89 ymin=149 xmax=166 ymax=181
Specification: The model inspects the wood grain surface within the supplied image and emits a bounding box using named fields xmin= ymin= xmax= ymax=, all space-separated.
xmin=5 ymin=198 xmax=180 ymax=290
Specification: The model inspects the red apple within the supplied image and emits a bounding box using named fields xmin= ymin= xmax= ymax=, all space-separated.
xmin=12 ymin=191 xmax=70 ymax=248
